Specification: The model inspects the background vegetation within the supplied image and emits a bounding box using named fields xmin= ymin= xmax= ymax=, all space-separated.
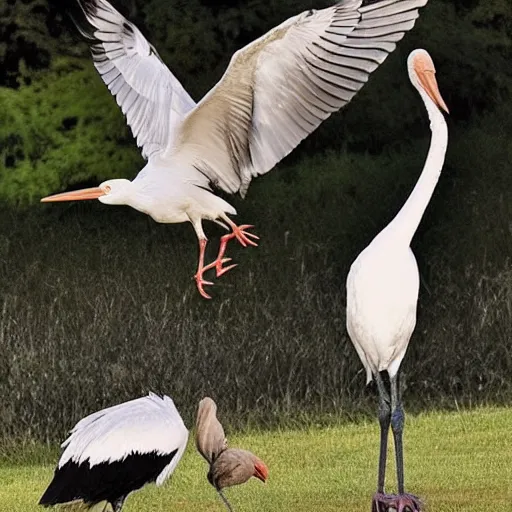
xmin=0 ymin=0 xmax=511 ymax=441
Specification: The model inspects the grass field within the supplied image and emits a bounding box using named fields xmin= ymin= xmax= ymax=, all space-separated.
xmin=0 ymin=407 xmax=510 ymax=511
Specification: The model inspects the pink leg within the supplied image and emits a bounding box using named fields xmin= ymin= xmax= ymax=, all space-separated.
xmin=194 ymin=239 xmax=214 ymax=299
xmin=194 ymin=238 xmax=236 ymax=299
xmin=212 ymin=223 xmax=259 ymax=276
xmin=194 ymin=223 xmax=259 ymax=298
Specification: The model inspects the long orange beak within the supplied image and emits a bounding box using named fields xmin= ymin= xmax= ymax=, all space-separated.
xmin=40 ymin=187 xmax=105 ymax=203
xmin=418 ymin=70 xmax=449 ymax=114
xmin=414 ymin=53 xmax=449 ymax=114
xmin=253 ymin=461 xmax=268 ymax=483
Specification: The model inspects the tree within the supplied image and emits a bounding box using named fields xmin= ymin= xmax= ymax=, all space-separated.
xmin=0 ymin=0 xmax=76 ymax=87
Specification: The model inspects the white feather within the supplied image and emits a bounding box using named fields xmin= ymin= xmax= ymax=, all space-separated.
xmin=346 ymin=240 xmax=419 ymax=382
xmin=171 ymin=0 xmax=429 ymax=197
xmin=52 ymin=1 xmax=430 ymax=253
xmin=58 ymin=393 xmax=188 ymax=486
xmin=346 ymin=49 xmax=448 ymax=384
xmin=77 ymin=0 xmax=196 ymax=159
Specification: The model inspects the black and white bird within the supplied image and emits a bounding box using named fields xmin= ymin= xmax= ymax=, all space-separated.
xmin=41 ymin=0 xmax=429 ymax=299
xmin=39 ymin=393 xmax=189 ymax=511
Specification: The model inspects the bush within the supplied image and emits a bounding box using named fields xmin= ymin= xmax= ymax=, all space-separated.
xmin=0 ymin=58 xmax=141 ymax=204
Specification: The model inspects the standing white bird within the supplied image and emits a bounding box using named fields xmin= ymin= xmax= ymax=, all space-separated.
xmin=39 ymin=393 xmax=188 ymax=512
xmin=345 ymin=49 xmax=448 ymax=512
xmin=40 ymin=0 xmax=429 ymax=298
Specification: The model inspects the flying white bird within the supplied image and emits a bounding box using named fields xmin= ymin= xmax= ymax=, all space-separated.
xmin=346 ymin=49 xmax=448 ymax=512
xmin=41 ymin=0 xmax=429 ymax=298
xmin=39 ymin=393 xmax=189 ymax=512
xmin=196 ymin=397 xmax=268 ymax=511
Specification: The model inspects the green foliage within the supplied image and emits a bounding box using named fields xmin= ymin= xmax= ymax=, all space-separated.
xmin=0 ymin=0 xmax=75 ymax=87
xmin=0 ymin=0 xmax=49 ymax=86
xmin=0 ymin=58 xmax=141 ymax=204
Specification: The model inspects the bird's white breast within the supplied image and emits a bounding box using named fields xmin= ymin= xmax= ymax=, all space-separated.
xmin=130 ymin=164 xmax=236 ymax=224
xmin=346 ymin=240 xmax=420 ymax=378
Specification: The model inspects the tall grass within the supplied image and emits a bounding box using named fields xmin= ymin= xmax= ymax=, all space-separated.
xmin=0 ymin=106 xmax=511 ymax=442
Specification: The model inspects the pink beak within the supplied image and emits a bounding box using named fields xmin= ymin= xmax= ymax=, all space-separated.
xmin=253 ymin=461 xmax=269 ymax=483
xmin=417 ymin=70 xmax=450 ymax=114
xmin=40 ymin=187 xmax=105 ymax=202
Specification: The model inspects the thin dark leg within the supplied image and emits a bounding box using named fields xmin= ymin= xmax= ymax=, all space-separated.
xmin=372 ymin=372 xmax=393 ymax=512
xmin=217 ymin=488 xmax=234 ymax=512
xmin=373 ymin=373 xmax=421 ymax=512
xmin=390 ymin=373 xmax=405 ymax=495
xmin=112 ymin=496 xmax=125 ymax=512
xmin=390 ymin=373 xmax=422 ymax=511
xmin=375 ymin=372 xmax=391 ymax=494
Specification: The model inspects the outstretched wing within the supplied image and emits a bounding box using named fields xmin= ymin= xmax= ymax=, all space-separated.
xmin=172 ymin=0 xmax=427 ymax=196
xmin=75 ymin=0 xmax=196 ymax=159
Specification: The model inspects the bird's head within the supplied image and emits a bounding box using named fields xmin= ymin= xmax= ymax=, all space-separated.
xmin=208 ymin=448 xmax=268 ymax=490
xmin=407 ymin=49 xmax=449 ymax=114
xmin=253 ymin=458 xmax=269 ymax=483
xmin=40 ymin=179 xmax=132 ymax=206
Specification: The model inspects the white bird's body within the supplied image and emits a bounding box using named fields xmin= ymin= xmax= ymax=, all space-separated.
xmin=345 ymin=49 xmax=449 ymax=511
xmin=346 ymin=50 xmax=448 ymax=381
xmin=119 ymin=165 xmax=236 ymax=226
xmin=43 ymin=0 xmax=430 ymax=298
xmin=347 ymin=237 xmax=419 ymax=383
xmin=40 ymin=393 xmax=188 ymax=511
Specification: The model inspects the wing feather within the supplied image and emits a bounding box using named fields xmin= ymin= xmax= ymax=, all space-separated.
xmin=75 ymin=0 xmax=196 ymax=159
xmin=172 ymin=0 xmax=427 ymax=196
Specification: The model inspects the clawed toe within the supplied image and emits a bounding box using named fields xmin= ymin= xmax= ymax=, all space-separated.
xmin=372 ymin=493 xmax=392 ymax=512
xmin=229 ymin=224 xmax=259 ymax=248
xmin=237 ymin=225 xmax=260 ymax=241
xmin=372 ymin=493 xmax=422 ymax=512
xmin=396 ymin=493 xmax=421 ymax=512
xmin=194 ymin=257 xmax=238 ymax=298
xmin=216 ymin=261 xmax=238 ymax=277
xmin=193 ymin=222 xmax=259 ymax=298
xmin=210 ymin=257 xmax=237 ymax=277
xmin=194 ymin=276 xmax=214 ymax=299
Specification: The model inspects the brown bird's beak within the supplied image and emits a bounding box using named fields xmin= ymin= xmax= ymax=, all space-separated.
xmin=253 ymin=461 xmax=269 ymax=483
xmin=413 ymin=53 xmax=449 ymax=114
xmin=40 ymin=187 xmax=105 ymax=203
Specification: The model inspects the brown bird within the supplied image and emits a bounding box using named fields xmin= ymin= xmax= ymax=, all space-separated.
xmin=196 ymin=397 xmax=268 ymax=511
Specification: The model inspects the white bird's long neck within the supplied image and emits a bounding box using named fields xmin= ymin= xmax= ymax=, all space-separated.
xmin=385 ymin=92 xmax=448 ymax=246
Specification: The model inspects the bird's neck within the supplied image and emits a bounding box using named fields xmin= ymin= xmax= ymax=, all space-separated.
xmin=383 ymin=94 xmax=448 ymax=246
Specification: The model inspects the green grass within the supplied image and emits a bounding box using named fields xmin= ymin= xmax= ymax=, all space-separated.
xmin=1 ymin=407 xmax=511 ymax=511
